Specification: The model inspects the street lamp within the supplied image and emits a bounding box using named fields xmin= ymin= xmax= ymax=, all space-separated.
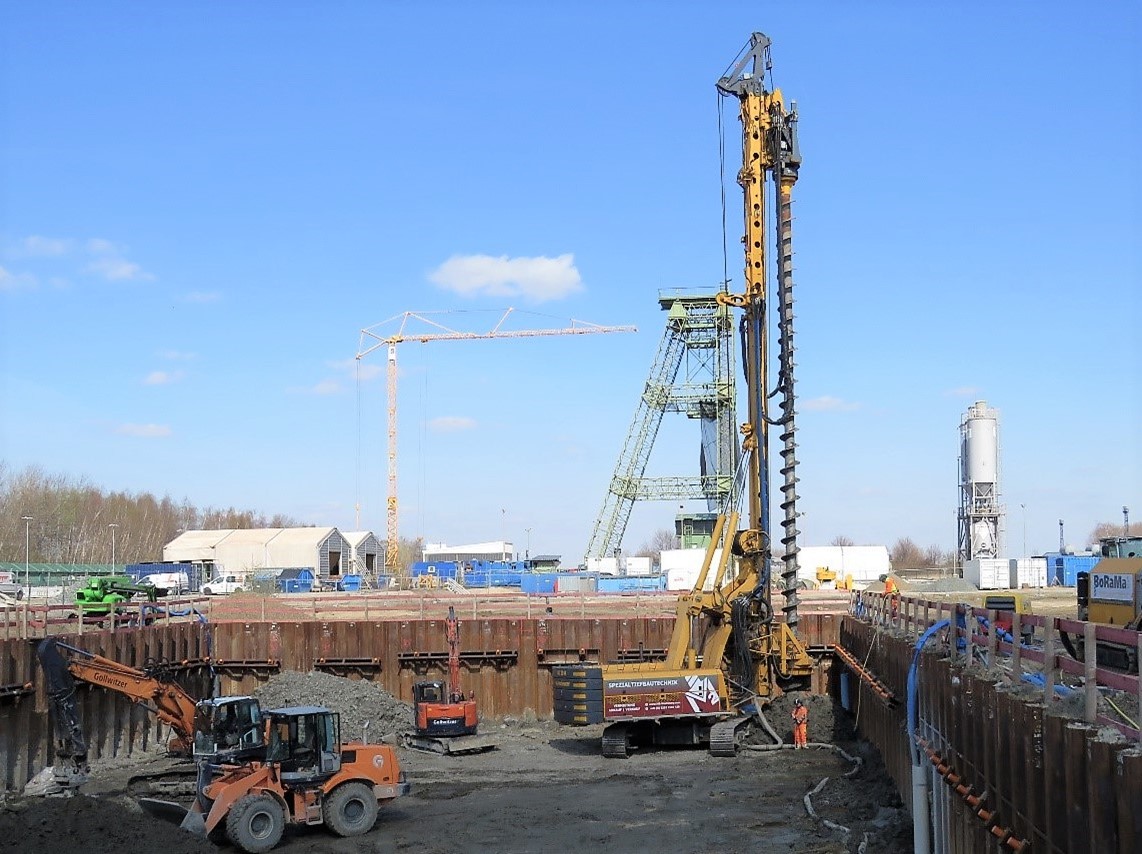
xmin=1019 ymin=504 xmax=1027 ymax=559
xmin=21 ymin=515 xmax=32 ymax=594
xmin=525 ymin=527 xmax=532 ymax=560
xmin=109 ymin=523 xmax=119 ymax=571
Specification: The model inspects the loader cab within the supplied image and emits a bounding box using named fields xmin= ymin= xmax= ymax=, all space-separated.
xmin=264 ymin=706 xmax=341 ymax=781
xmin=193 ymin=697 xmax=263 ymax=761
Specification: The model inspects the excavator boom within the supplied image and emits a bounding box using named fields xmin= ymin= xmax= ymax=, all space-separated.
xmin=43 ymin=638 xmax=200 ymax=754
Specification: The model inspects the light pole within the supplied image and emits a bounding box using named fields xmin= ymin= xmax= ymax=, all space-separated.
xmin=109 ymin=523 xmax=119 ymax=571
xmin=525 ymin=527 xmax=532 ymax=560
xmin=21 ymin=515 xmax=32 ymax=594
xmin=1019 ymin=504 xmax=1027 ymax=559
xmin=501 ymin=508 xmax=506 ymax=560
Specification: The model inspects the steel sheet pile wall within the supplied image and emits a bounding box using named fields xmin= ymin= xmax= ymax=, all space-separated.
xmin=211 ymin=617 xmax=679 ymax=718
xmin=0 ymin=623 xmax=210 ymax=791
xmin=840 ymin=617 xmax=1142 ymax=853
xmin=2 ymin=612 xmax=843 ymax=792
xmin=211 ymin=613 xmax=841 ymax=713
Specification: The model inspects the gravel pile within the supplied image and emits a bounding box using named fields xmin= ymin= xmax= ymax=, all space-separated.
xmin=254 ymin=670 xmax=413 ymax=740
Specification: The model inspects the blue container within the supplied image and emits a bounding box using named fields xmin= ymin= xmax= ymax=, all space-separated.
xmin=338 ymin=574 xmax=362 ymax=592
xmin=597 ymin=575 xmax=666 ymax=594
xmin=520 ymin=573 xmax=558 ymax=595
xmin=1050 ymin=554 xmax=1096 ymax=589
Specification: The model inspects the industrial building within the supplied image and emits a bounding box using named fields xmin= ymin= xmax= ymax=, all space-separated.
xmin=163 ymin=527 xmax=354 ymax=586
xmin=423 ymin=541 xmax=514 ymax=563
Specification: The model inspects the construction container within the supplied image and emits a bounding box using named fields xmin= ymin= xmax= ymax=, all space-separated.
xmin=1008 ymin=557 xmax=1048 ymax=588
xmin=520 ymin=573 xmax=558 ymax=595
xmin=338 ymin=574 xmax=362 ymax=592
xmin=554 ymin=573 xmax=598 ymax=594
xmin=624 ymin=557 xmax=653 ymax=576
xmin=1044 ymin=553 xmax=1100 ymax=586
xmin=596 ymin=575 xmax=665 ymax=593
xmin=963 ymin=558 xmax=1009 ymax=590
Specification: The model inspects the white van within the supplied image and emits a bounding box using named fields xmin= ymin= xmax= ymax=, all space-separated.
xmin=141 ymin=570 xmax=190 ymax=596
xmin=201 ymin=574 xmax=244 ymax=595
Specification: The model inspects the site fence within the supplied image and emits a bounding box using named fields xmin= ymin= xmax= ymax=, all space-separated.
xmin=842 ymin=593 xmax=1142 ymax=853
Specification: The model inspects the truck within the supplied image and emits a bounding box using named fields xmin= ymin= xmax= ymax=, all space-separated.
xmin=553 ymin=32 xmax=817 ymax=757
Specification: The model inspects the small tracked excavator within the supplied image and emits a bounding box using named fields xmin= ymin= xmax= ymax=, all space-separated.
xmin=403 ymin=606 xmax=496 ymax=754
xmin=553 ymin=31 xmax=817 ymax=757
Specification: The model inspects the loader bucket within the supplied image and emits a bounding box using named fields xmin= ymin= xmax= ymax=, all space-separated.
xmin=139 ymin=797 xmax=202 ymax=835
xmin=179 ymin=805 xmax=207 ymax=837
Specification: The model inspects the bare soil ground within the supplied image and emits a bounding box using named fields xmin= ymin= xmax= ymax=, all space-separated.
xmin=0 ymin=704 xmax=910 ymax=854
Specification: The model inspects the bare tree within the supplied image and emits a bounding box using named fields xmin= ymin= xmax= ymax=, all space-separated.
xmin=1089 ymin=521 xmax=1136 ymax=544
xmin=0 ymin=464 xmax=304 ymax=565
xmin=831 ymin=535 xmax=855 ymax=547
xmin=889 ymin=538 xmax=926 ymax=571
xmin=634 ymin=528 xmax=680 ymax=566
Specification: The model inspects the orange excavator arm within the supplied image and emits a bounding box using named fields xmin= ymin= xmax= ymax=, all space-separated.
xmin=46 ymin=639 xmax=200 ymax=754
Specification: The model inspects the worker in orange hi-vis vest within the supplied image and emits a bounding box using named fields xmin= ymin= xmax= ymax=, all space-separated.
xmin=791 ymin=698 xmax=809 ymax=749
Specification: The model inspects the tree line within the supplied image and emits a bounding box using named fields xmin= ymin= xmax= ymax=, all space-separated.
xmin=0 ymin=464 xmax=303 ymax=566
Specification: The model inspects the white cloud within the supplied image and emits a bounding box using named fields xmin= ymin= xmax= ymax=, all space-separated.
xmin=159 ymin=349 xmax=198 ymax=361
xmin=328 ymin=358 xmax=382 ymax=381
xmin=22 ymin=235 xmax=74 ymax=257
xmin=85 ymin=256 xmax=155 ymax=281
xmin=802 ymin=396 xmax=861 ymax=412
xmin=183 ymin=291 xmax=221 ymax=303
xmin=86 ymin=237 xmax=117 ymax=255
xmin=116 ymin=423 xmax=172 ymax=438
xmin=0 ymin=265 xmax=38 ymax=291
xmin=144 ymin=370 xmax=183 ymax=386
xmin=428 ymin=253 xmax=583 ymax=302
xmin=428 ymin=415 xmax=477 ymax=433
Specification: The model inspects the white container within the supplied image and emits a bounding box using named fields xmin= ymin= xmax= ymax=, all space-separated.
xmin=624 ymin=557 xmax=653 ymax=577
xmin=662 ymin=548 xmax=723 ymax=591
xmin=585 ymin=557 xmax=620 ymax=576
xmin=963 ymin=558 xmax=1009 ymax=590
xmin=1008 ymin=558 xmax=1047 ymax=588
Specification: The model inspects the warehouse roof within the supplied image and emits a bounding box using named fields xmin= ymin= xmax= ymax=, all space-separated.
xmin=340 ymin=531 xmax=379 ymax=548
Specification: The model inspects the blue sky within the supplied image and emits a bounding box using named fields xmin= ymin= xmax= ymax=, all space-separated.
xmin=1 ymin=2 xmax=1138 ymax=565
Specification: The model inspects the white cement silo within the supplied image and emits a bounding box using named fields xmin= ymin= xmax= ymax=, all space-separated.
xmin=957 ymin=401 xmax=1005 ymax=566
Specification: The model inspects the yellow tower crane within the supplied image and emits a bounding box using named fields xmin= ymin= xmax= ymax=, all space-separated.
xmin=357 ymin=308 xmax=635 ymax=574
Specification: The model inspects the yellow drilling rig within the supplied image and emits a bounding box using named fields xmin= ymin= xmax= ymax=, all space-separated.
xmin=554 ymin=31 xmax=817 ymax=757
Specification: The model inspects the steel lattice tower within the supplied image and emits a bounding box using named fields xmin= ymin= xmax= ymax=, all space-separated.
xmin=585 ymin=290 xmax=739 ymax=560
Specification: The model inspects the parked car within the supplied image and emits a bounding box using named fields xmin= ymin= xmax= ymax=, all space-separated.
xmin=201 ymin=574 xmax=244 ymax=595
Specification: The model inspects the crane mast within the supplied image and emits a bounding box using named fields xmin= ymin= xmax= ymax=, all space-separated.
xmin=716 ymin=31 xmax=802 ymax=630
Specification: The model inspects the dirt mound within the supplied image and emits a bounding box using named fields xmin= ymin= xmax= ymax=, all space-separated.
xmin=0 ymin=793 xmax=214 ymax=854
xmin=254 ymin=670 xmax=413 ymax=739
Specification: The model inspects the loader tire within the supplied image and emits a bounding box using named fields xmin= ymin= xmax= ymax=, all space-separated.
xmin=323 ymin=781 xmax=379 ymax=837
xmin=226 ymin=793 xmax=285 ymax=853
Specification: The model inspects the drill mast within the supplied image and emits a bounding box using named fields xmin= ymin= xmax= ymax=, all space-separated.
xmin=716 ymin=31 xmax=802 ymax=630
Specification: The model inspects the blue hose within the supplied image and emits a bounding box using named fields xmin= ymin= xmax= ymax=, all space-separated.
xmin=908 ymin=619 xmax=949 ymax=764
